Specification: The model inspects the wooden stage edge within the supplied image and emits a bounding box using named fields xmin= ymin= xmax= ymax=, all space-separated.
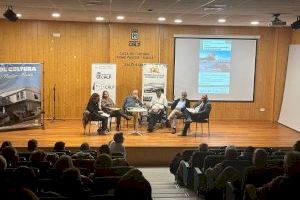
xmin=1 ymin=119 xmax=299 ymax=166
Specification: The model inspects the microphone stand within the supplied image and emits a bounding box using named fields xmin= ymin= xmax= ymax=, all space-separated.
xmin=50 ymin=84 xmax=64 ymax=122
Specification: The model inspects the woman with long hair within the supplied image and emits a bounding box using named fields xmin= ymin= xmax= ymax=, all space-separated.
xmin=86 ymin=93 xmax=108 ymax=134
xmin=101 ymin=90 xmax=130 ymax=131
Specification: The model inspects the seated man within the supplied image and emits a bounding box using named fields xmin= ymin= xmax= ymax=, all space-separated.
xmin=166 ymin=91 xmax=190 ymax=134
xmin=181 ymin=94 xmax=211 ymax=136
xmin=147 ymin=89 xmax=168 ymax=132
xmin=123 ymin=89 xmax=143 ymax=112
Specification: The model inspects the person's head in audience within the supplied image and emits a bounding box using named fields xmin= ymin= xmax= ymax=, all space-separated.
xmin=132 ymin=89 xmax=139 ymax=99
xmin=59 ymin=167 xmax=84 ymax=197
xmin=94 ymin=153 xmax=112 ymax=168
xmin=114 ymin=168 xmax=152 ymax=200
xmin=2 ymin=146 xmax=19 ymax=167
xmin=54 ymin=141 xmax=65 ymax=151
xmin=0 ymin=155 xmax=7 ymax=173
xmin=284 ymin=151 xmax=300 ymax=177
xmin=27 ymin=139 xmax=38 ymax=151
xmin=29 ymin=150 xmax=47 ymax=163
xmin=80 ymin=142 xmax=90 ymax=151
xmin=252 ymin=148 xmax=268 ymax=168
xmin=241 ymin=146 xmax=255 ymax=158
xmin=0 ymin=140 xmax=12 ymax=151
xmin=113 ymin=158 xmax=129 ymax=167
xmin=89 ymin=92 xmax=100 ymax=104
xmin=102 ymin=90 xmax=109 ymax=99
xmin=98 ymin=144 xmax=111 ymax=155
xmin=46 ymin=153 xmax=59 ymax=166
xmin=54 ymin=155 xmax=74 ymax=173
xmin=7 ymin=187 xmax=39 ymax=200
xmin=224 ymin=145 xmax=238 ymax=160
xmin=113 ymin=132 xmax=124 ymax=144
xmin=13 ymin=166 xmax=37 ymax=192
xmin=181 ymin=91 xmax=187 ymax=100
xmin=293 ymin=140 xmax=300 ymax=152
xmin=198 ymin=143 xmax=209 ymax=152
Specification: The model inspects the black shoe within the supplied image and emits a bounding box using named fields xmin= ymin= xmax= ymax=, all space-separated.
xmin=171 ymin=128 xmax=176 ymax=134
xmin=147 ymin=128 xmax=153 ymax=132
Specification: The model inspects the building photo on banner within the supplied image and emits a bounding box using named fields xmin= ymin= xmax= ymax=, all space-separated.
xmin=142 ymin=63 xmax=167 ymax=103
xmin=0 ymin=63 xmax=43 ymax=130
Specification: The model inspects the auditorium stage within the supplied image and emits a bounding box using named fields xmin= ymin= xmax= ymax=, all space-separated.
xmin=0 ymin=120 xmax=299 ymax=166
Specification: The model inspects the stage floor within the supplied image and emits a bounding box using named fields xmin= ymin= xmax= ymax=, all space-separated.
xmin=0 ymin=119 xmax=299 ymax=148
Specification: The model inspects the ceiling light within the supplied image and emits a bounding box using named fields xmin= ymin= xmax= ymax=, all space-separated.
xmin=3 ymin=6 xmax=18 ymax=22
xmin=16 ymin=13 xmax=22 ymax=18
xmin=251 ymin=21 xmax=259 ymax=25
xmin=52 ymin=13 xmax=61 ymax=18
xmin=116 ymin=15 xmax=124 ymax=20
xmin=174 ymin=19 xmax=183 ymax=23
xmin=96 ymin=16 xmax=104 ymax=21
xmin=218 ymin=18 xmax=226 ymax=23
xmin=158 ymin=17 xmax=166 ymax=21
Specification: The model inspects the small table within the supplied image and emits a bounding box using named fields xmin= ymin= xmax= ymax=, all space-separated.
xmin=127 ymin=107 xmax=147 ymax=136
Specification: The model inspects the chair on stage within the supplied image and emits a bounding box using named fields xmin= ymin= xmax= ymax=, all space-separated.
xmin=82 ymin=110 xmax=101 ymax=135
xmin=189 ymin=109 xmax=211 ymax=137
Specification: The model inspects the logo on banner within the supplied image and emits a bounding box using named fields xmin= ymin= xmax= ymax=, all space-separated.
xmin=149 ymin=66 xmax=160 ymax=73
xmin=129 ymin=27 xmax=141 ymax=46
xmin=96 ymin=72 xmax=111 ymax=79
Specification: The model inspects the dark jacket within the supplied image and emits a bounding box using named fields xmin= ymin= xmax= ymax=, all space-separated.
xmin=193 ymin=100 xmax=211 ymax=119
xmin=86 ymin=101 xmax=100 ymax=120
xmin=171 ymin=98 xmax=190 ymax=111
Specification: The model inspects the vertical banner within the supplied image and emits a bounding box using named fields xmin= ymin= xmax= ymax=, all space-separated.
xmin=0 ymin=63 xmax=42 ymax=130
xmin=142 ymin=63 xmax=167 ymax=103
xmin=91 ymin=64 xmax=117 ymax=103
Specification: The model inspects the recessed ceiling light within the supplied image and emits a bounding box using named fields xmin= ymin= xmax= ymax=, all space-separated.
xmin=218 ymin=18 xmax=226 ymax=23
xmin=174 ymin=19 xmax=183 ymax=23
xmin=52 ymin=13 xmax=60 ymax=18
xmin=96 ymin=16 xmax=104 ymax=21
xmin=16 ymin=13 xmax=22 ymax=18
xmin=251 ymin=21 xmax=259 ymax=25
xmin=158 ymin=17 xmax=166 ymax=21
xmin=116 ymin=15 xmax=124 ymax=20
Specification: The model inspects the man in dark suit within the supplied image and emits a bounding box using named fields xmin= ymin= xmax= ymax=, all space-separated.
xmin=166 ymin=91 xmax=190 ymax=134
xmin=181 ymin=94 xmax=211 ymax=136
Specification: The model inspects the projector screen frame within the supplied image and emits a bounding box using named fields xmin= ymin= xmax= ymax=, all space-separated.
xmin=173 ymin=35 xmax=259 ymax=102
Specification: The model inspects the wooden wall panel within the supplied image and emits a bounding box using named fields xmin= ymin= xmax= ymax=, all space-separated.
xmin=0 ymin=20 xmax=292 ymax=120
xmin=0 ymin=20 xmax=109 ymax=119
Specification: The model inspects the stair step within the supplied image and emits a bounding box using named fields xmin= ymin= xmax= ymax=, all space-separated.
xmin=152 ymin=193 xmax=190 ymax=198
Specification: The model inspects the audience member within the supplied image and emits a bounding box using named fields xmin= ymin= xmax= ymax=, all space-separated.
xmin=53 ymin=141 xmax=66 ymax=151
xmin=94 ymin=153 xmax=113 ymax=169
xmin=0 ymin=140 xmax=12 ymax=152
xmin=114 ymin=168 xmax=152 ymax=200
xmin=13 ymin=166 xmax=37 ymax=192
xmin=72 ymin=142 xmax=94 ymax=160
xmin=239 ymin=146 xmax=255 ymax=161
xmin=1 ymin=146 xmax=19 ymax=167
xmin=108 ymin=132 xmax=126 ymax=158
xmin=29 ymin=150 xmax=47 ymax=163
xmin=292 ymin=140 xmax=300 ymax=152
xmin=54 ymin=155 xmax=74 ymax=174
xmin=7 ymin=187 xmax=39 ymax=200
xmin=59 ymin=167 xmax=87 ymax=198
xmin=123 ymin=89 xmax=143 ymax=111
xmin=27 ymin=139 xmax=38 ymax=151
xmin=244 ymin=151 xmax=300 ymax=200
xmin=98 ymin=144 xmax=111 ymax=156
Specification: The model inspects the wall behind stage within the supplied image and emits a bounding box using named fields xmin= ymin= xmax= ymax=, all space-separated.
xmin=0 ymin=20 xmax=291 ymax=121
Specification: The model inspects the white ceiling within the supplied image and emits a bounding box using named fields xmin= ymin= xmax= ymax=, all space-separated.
xmin=1 ymin=0 xmax=300 ymax=26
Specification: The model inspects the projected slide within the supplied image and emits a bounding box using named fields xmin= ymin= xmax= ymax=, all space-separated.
xmin=174 ymin=37 xmax=257 ymax=101
xmin=199 ymin=39 xmax=232 ymax=94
